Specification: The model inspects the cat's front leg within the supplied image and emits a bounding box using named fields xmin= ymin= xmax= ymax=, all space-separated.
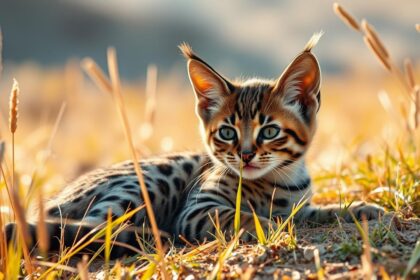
xmin=296 ymin=201 xmax=385 ymax=224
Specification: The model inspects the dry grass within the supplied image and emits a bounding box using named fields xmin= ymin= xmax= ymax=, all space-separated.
xmin=0 ymin=4 xmax=419 ymax=279
xmin=334 ymin=2 xmax=419 ymax=131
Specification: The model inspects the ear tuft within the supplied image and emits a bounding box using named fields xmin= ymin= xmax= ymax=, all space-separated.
xmin=179 ymin=42 xmax=195 ymax=60
xmin=303 ymin=31 xmax=323 ymax=52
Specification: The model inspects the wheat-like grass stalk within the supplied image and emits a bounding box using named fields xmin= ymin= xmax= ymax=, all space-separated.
xmin=333 ymin=3 xmax=360 ymax=32
xmin=414 ymin=86 xmax=420 ymax=128
xmin=404 ymin=59 xmax=417 ymax=89
xmin=7 ymin=79 xmax=34 ymax=275
xmin=363 ymin=36 xmax=391 ymax=71
xmin=361 ymin=20 xmax=389 ymax=59
xmin=81 ymin=58 xmax=113 ymax=94
xmin=82 ymin=49 xmax=168 ymax=279
xmin=36 ymin=186 xmax=49 ymax=256
xmin=333 ymin=3 xmax=419 ymax=130
xmin=9 ymin=79 xmax=19 ymax=134
xmin=416 ymin=24 xmax=420 ymax=32
xmin=106 ymin=48 xmax=168 ymax=279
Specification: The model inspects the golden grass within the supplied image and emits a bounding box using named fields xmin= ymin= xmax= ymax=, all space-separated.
xmin=0 ymin=55 xmax=418 ymax=278
xmin=361 ymin=20 xmax=390 ymax=60
xmin=363 ymin=36 xmax=391 ymax=71
xmin=333 ymin=3 xmax=419 ymax=130
xmin=0 ymin=7 xmax=418 ymax=278
xmin=404 ymin=59 xmax=417 ymax=89
xmin=333 ymin=3 xmax=360 ymax=32
xmin=8 ymin=80 xmax=19 ymax=134
xmin=36 ymin=185 xmax=48 ymax=255
xmin=5 ymin=79 xmax=34 ymax=276
xmin=82 ymin=48 xmax=169 ymax=279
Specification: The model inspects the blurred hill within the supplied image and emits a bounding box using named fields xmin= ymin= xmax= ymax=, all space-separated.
xmin=0 ymin=0 xmax=418 ymax=80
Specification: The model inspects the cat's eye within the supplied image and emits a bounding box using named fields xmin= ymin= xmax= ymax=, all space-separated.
xmin=219 ymin=126 xmax=237 ymax=141
xmin=260 ymin=125 xmax=280 ymax=140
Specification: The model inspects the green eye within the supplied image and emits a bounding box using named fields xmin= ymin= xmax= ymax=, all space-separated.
xmin=219 ymin=126 xmax=237 ymax=141
xmin=261 ymin=126 xmax=280 ymax=140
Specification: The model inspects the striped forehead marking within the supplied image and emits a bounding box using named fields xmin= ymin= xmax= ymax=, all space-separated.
xmin=235 ymin=84 xmax=269 ymax=120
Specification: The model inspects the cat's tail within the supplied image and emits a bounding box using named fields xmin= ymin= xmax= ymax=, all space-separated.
xmin=5 ymin=220 xmax=165 ymax=258
xmin=304 ymin=31 xmax=324 ymax=52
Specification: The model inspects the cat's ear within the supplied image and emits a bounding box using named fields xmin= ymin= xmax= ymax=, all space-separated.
xmin=272 ymin=51 xmax=321 ymax=115
xmin=180 ymin=43 xmax=233 ymax=123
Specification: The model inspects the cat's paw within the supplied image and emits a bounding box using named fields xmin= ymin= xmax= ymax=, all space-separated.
xmin=347 ymin=202 xmax=385 ymax=221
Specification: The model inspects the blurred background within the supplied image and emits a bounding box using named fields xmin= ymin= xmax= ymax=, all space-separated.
xmin=0 ymin=0 xmax=418 ymax=194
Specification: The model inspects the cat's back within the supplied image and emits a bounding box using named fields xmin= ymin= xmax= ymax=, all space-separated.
xmin=43 ymin=152 xmax=209 ymax=223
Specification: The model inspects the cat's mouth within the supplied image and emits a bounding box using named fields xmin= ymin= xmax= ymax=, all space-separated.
xmin=243 ymin=163 xmax=260 ymax=170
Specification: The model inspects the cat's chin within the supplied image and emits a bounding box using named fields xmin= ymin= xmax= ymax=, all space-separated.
xmin=229 ymin=165 xmax=270 ymax=180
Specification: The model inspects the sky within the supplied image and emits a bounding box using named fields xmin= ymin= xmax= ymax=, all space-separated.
xmin=0 ymin=0 xmax=418 ymax=79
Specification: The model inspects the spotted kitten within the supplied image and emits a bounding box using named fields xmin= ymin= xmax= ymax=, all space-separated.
xmin=6 ymin=33 xmax=383 ymax=257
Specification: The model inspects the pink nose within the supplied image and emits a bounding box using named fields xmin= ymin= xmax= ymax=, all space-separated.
xmin=241 ymin=151 xmax=255 ymax=163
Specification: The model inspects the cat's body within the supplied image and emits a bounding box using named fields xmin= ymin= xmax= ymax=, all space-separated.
xmin=6 ymin=33 xmax=383 ymax=257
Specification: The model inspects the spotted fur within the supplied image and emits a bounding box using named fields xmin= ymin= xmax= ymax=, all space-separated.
xmin=6 ymin=34 xmax=384 ymax=257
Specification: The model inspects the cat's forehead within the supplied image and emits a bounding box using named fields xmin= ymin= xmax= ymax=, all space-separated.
xmin=229 ymin=80 xmax=274 ymax=120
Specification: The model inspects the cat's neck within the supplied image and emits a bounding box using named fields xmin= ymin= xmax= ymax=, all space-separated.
xmin=261 ymin=158 xmax=310 ymax=186
xmin=207 ymin=158 xmax=309 ymax=186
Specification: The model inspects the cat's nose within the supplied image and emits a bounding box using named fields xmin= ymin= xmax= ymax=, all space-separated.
xmin=241 ymin=150 xmax=256 ymax=163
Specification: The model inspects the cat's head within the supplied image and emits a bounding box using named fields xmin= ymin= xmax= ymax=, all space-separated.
xmin=181 ymin=34 xmax=321 ymax=180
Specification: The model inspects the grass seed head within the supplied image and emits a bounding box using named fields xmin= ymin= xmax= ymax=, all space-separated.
xmin=363 ymin=36 xmax=391 ymax=71
xmin=9 ymin=79 xmax=19 ymax=134
xmin=81 ymin=58 xmax=112 ymax=95
xmin=333 ymin=3 xmax=361 ymax=32
xmin=361 ymin=19 xmax=390 ymax=59
xmin=404 ymin=59 xmax=417 ymax=89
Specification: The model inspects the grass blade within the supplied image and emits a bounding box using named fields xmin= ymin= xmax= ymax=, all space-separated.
xmin=247 ymin=201 xmax=267 ymax=245
xmin=234 ymin=160 xmax=243 ymax=236
xmin=270 ymin=197 xmax=309 ymax=242
xmin=209 ymin=229 xmax=244 ymax=280
xmin=403 ymin=239 xmax=420 ymax=279
xmin=104 ymin=208 xmax=112 ymax=279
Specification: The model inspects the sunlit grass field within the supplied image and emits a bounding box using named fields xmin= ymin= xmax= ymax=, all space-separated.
xmin=0 ymin=4 xmax=419 ymax=279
